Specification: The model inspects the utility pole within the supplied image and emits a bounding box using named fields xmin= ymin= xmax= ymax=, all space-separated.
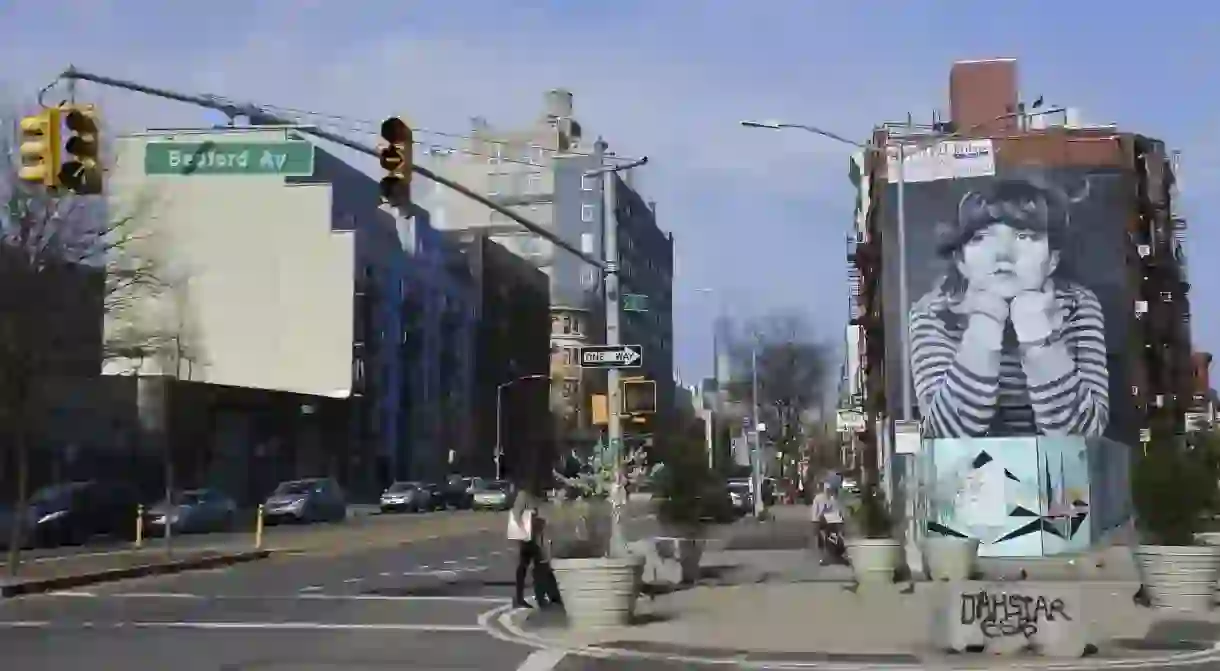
xmin=588 ymin=156 xmax=648 ymax=556
xmin=751 ymin=341 xmax=764 ymax=517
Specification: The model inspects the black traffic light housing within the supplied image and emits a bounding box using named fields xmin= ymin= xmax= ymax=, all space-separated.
xmin=378 ymin=116 xmax=413 ymax=205
xmin=622 ymin=379 xmax=657 ymax=415
xmin=60 ymin=104 xmax=103 ymax=195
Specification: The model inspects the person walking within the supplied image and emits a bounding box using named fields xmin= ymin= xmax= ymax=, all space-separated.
xmin=811 ymin=479 xmax=846 ymax=566
xmin=507 ymin=489 xmax=542 ymax=608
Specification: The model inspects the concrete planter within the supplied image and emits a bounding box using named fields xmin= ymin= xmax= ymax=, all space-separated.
xmin=846 ymin=537 xmax=901 ymax=584
xmin=551 ymin=555 xmax=644 ymax=628
xmin=1133 ymin=544 xmax=1220 ymax=612
xmin=923 ymin=536 xmax=980 ymax=581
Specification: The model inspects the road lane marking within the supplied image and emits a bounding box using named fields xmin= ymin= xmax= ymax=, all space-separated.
xmin=299 ymin=586 xmax=322 ymax=592
xmin=465 ymin=556 xmax=479 ymax=561
xmin=112 ymin=593 xmax=204 ymax=599
xmin=443 ymin=560 xmax=458 ymax=565
xmin=131 ymin=622 xmax=488 ymax=631
xmin=378 ymin=571 xmax=392 ymax=577
xmin=517 ymin=648 xmax=568 ymax=671
xmin=47 ymin=591 xmax=98 ymax=597
xmin=342 ymin=578 xmax=361 ymax=584
xmin=0 ymin=621 xmax=486 ymax=632
xmin=297 ymin=594 xmax=509 ymax=603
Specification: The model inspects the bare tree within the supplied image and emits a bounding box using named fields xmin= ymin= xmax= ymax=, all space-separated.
xmin=725 ymin=311 xmax=832 ymax=474
xmin=1 ymin=102 xmax=169 ymax=574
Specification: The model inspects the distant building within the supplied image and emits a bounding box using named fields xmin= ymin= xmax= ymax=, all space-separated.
xmin=448 ymin=231 xmax=551 ymax=485
xmin=553 ymin=143 xmax=675 ymax=447
xmin=418 ymin=90 xmax=674 ymax=453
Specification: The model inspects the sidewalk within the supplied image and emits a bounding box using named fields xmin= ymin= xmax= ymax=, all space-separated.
xmin=512 ymin=505 xmax=1220 ymax=666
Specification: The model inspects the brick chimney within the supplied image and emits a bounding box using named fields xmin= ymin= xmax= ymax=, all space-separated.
xmin=949 ymin=58 xmax=1019 ymax=134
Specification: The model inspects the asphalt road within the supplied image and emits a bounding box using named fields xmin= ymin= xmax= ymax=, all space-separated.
xmin=0 ymin=508 xmax=711 ymax=671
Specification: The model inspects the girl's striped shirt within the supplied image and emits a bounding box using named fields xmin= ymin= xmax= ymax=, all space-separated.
xmin=909 ymin=282 xmax=1109 ymax=438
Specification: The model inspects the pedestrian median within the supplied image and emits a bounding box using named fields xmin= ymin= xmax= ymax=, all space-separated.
xmin=493 ymin=510 xmax=1220 ymax=668
xmin=0 ymin=546 xmax=269 ymax=598
xmin=1 ymin=509 xmax=508 ymax=597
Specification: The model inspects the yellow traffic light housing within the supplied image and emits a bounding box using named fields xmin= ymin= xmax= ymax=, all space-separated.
xmin=17 ymin=108 xmax=62 ymax=188
xmin=378 ymin=116 xmax=413 ymax=204
xmin=60 ymin=104 xmax=103 ymax=195
xmin=622 ymin=379 xmax=657 ymax=415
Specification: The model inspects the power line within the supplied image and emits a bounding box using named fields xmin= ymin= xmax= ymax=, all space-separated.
xmin=259 ymin=103 xmax=645 ymax=165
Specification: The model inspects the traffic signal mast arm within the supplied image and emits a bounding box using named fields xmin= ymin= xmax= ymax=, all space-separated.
xmin=57 ymin=67 xmax=604 ymax=269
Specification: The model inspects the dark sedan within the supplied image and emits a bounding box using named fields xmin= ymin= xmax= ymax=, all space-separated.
xmin=145 ymin=489 xmax=237 ymax=535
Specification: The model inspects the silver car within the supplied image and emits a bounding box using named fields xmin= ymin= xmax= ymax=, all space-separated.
xmin=263 ymin=478 xmax=346 ymax=525
xmin=380 ymin=481 xmax=430 ymax=513
xmin=472 ymin=480 xmax=514 ymax=511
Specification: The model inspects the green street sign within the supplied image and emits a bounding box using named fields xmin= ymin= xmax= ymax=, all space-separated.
xmin=622 ymin=293 xmax=649 ymax=313
xmin=144 ymin=141 xmax=315 ymax=177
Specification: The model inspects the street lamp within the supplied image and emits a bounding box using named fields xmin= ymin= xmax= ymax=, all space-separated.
xmin=495 ymin=374 xmax=548 ymax=481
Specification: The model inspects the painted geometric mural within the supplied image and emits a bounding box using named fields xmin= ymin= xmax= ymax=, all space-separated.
xmin=918 ymin=437 xmax=1096 ymax=557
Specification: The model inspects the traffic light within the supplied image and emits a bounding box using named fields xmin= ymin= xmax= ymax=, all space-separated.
xmin=622 ymin=379 xmax=657 ymax=415
xmin=378 ymin=116 xmax=413 ymax=205
xmin=59 ymin=104 xmax=103 ymax=194
xmin=17 ymin=107 xmax=62 ymax=188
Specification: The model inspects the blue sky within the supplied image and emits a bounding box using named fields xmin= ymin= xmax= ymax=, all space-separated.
xmin=2 ymin=1 xmax=1218 ymax=385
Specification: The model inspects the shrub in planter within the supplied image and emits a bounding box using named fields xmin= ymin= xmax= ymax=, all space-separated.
xmin=845 ymin=484 xmax=901 ymax=584
xmin=655 ymin=446 xmax=717 ymax=536
xmin=1131 ymin=435 xmax=1220 ymax=611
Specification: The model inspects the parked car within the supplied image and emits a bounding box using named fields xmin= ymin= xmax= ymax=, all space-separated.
xmin=841 ymin=477 xmax=860 ymax=494
xmin=28 ymin=481 xmax=141 ymax=547
xmin=472 ymin=480 xmax=514 ymax=511
xmin=438 ymin=475 xmax=476 ymax=510
xmin=145 ymin=488 xmax=238 ymax=535
xmin=262 ymin=478 xmax=346 ymax=525
xmin=379 ymin=481 xmax=431 ymax=513
xmin=420 ymin=482 xmax=446 ymax=510
xmin=726 ymin=480 xmax=753 ymax=515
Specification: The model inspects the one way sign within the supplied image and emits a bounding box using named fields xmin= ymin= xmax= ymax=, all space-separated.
xmin=580 ymin=345 xmax=643 ymax=369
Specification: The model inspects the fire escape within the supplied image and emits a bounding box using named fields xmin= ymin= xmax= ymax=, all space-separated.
xmin=1131 ymin=137 xmax=1192 ymax=445
xmin=850 ymin=149 xmax=886 ymax=482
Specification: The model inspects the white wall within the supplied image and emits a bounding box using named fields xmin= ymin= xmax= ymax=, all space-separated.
xmin=106 ymin=130 xmax=355 ymax=398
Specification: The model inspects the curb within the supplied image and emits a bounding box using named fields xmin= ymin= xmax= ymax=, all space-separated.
xmin=0 ymin=550 xmax=270 ymax=598
xmin=479 ymin=606 xmax=1220 ymax=670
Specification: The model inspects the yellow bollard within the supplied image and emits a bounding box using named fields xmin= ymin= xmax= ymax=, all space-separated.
xmin=254 ymin=504 xmax=265 ymax=550
xmin=135 ymin=504 xmax=145 ymax=548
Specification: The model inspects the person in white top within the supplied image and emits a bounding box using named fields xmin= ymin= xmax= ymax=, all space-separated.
xmin=811 ymin=480 xmax=846 ymax=565
xmin=506 ymin=490 xmax=541 ymax=608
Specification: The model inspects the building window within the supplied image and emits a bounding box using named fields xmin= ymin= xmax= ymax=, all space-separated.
xmin=526 ymin=172 xmax=542 ymax=194
xmin=562 ymin=347 xmax=576 ymax=366
xmin=487 ymin=172 xmax=500 ymax=196
xmin=532 ymin=147 xmax=547 ymax=165
xmin=581 ymin=173 xmax=596 ymax=191
xmin=581 ymin=203 xmax=595 ymax=222
xmin=562 ymin=380 xmax=579 ymax=399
